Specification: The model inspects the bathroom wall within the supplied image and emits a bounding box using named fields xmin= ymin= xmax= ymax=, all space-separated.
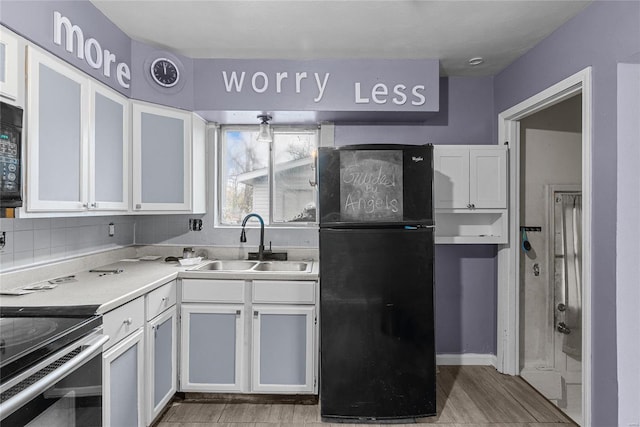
xmin=519 ymin=95 xmax=582 ymax=370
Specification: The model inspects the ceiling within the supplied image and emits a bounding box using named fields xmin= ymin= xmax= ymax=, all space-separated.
xmin=91 ymin=0 xmax=592 ymax=77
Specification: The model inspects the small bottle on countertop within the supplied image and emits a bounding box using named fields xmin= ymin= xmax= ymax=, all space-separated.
xmin=183 ymin=247 xmax=195 ymax=259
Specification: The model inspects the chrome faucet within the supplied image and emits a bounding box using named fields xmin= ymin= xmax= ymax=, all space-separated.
xmin=240 ymin=213 xmax=265 ymax=260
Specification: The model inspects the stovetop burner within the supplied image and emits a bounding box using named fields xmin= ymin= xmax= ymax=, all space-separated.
xmin=0 ymin=305 xmax=101 ymax=383
xmin=0 ymin=318 xmax=58 ymax=349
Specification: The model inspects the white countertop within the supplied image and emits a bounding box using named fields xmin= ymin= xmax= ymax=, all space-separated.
xmin=1 ymin=256 xmax=319 ymax=314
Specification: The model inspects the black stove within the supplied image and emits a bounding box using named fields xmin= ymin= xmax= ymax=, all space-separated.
xmin=0 ymin=305 xmax=101 ymax=384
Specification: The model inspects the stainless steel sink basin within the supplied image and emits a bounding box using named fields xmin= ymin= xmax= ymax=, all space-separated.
xmin=194 ymin=260 xmax=258 ymax=271
xmin=189 ymin=260 xmax=313 ymax=273
xmin=252 ymin=261 xmax=311 ymax=272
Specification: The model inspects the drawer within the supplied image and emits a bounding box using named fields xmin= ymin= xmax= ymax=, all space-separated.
xmin=103 ymin=297 xmax=145 ymax=349
xmin=146 ymin=280 xmax=177 ymax=320
xmin=252 ymin=280 xmax=316 ymax=304
xmin=182 ymin=279 xmax=245 ymax=303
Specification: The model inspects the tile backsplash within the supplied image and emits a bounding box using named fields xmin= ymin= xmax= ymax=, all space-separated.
xmin=0 ymin=212 xmax=319 ymax=272
xmin=0 ymin=216 xmax=135 ymax=271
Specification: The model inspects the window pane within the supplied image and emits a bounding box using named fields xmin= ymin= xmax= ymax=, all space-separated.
xmin=273 ymin=131 xmax=317 ymax=223
xmin=221 ymin=129 xmax=270 ymax=224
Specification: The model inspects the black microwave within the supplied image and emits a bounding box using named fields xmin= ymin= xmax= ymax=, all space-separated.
xmin=0 ymin=102 xmax=23 ymax=208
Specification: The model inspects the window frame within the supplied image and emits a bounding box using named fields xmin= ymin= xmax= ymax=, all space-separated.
xmin=216 ymin=124 xmax=319 ymax=228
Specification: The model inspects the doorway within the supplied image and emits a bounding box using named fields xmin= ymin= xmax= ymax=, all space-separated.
xmin=518 ymin=95 xmax=583 ymax=424
xmin=496 ymin=67 xmax=592 ymax=426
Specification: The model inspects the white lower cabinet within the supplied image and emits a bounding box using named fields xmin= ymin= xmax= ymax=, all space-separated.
xmin=146 ymin=305 xmax=177 ymax=425
xmin=103 ymin=281 xmax=178 ymax=427
xmin=180 ymin=304 xmax=245 ymax=392
xmin=103 ymin=328 xmax=144 ymax=427
xmin=251 ymin=305 xmax=316 ymax=393
xmin=179 ymin=278 xmax=318 ymax=395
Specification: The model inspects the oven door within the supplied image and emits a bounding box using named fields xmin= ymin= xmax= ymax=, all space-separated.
xmin=0 ymin=331 xmax=108 ymax=426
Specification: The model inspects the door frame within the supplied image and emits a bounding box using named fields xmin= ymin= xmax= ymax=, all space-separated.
xmin=496 ymin=67 xmax=592 ymax=426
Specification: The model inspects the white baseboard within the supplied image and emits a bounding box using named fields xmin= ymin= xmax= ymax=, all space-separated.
xmin=436 ymin=353 xmax=497 ymax=367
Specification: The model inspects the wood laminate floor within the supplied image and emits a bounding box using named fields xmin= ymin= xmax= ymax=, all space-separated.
xmin=156 ymin=366 xmax=577 ymax=426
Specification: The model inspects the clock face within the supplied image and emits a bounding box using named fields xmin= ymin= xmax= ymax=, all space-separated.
xmin=151 ymin=58 xmax=179 ymax=88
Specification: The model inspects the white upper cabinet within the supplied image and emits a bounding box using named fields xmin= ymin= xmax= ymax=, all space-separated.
xmin=434 ymin=148 xmax=470 ymax=209
xmin=0 ymin=26 xmax=20 ymax=103
xmin=25 ymin=46 xmax=129 ymax=215
xmin=90 ymin=84 xmax=129 ymax=211
xmin=132 ymin=102 xmax=206 ymax=213
xmin=434 ymin=145 xmax=509 ymax=244
xmin=26 ymin=46 xmax=89 ymax=212
xmin=469 ymin=148 xmax=508 ymax=209
xmin=434 ymin=146 xmax=507 ymax=209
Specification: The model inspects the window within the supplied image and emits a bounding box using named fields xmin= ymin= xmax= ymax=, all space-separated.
xmin=219 ymin=126 xmax=318 ymax=225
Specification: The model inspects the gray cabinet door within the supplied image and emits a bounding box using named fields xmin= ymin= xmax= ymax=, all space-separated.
xmin=104 ymin=329 xmax=144 ymax=427
xmin=180 ymin=304 xmax=244 ymax=392
xmin=27 ymin=47 xmax=87 ymax=211
xmin=91 ymin=84 xmax=129 ymax=210
xmin=132 ymin=102 xmax=192 ymax=211
xmin=251 ymin=305 xmax=315 ymax=393
xmin=147 ymin=306 xmax=176 ymax=424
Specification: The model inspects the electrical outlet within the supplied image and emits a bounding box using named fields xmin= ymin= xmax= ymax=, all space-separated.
xmin=108 ymin=223 xmax=115 ymax=237
xmin=0 ymin=231 xmax=5 ymax=248
xmin=188 ymin=218 xmax=203 ymax=231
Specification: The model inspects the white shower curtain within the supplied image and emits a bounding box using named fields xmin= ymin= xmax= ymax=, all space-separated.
xmin=561 ymin=193 xmax=582 ymax=358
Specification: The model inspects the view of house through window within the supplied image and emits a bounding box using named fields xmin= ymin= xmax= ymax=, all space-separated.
xmin=220 ymin=126 xmax=318 ymax=225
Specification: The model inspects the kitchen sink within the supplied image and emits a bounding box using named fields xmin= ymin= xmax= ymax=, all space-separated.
xmin=189 ymin=260 xmax=313 ymax=273
xmin=194 ymin=260 xmax=258 ymax=271
xmin=252 ymin=261 xmax=311 ymax=272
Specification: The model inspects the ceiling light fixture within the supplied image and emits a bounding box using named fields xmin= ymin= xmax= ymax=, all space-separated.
xmin=256 ymin=114 xmax=273 ymax=143
xmin=468 ymin=57 xmax=485 ymax=66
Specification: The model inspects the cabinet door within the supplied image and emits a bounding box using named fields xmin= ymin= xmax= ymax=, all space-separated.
xmin=180 ymin=304 xmax=244 ymax=392
xmin=434 ymin=148 xmax=469 ymax=209
xmin=89 ymin=82 xmax=129 ymax=211
xmin=146 ymin=306 xmax=176 ymax=426
xmin=469 ymin=148 xmax=507 ymax=208
xmin=132 ymin=102 xmax=192 ymax=211
xmin=26 ymin=47 xmax=89 ymax=211
xmin=251 ymin=305 xmax=315 ymax=393
xmin=0 ymin=26 xmax=19 ymax=101
xmin=103 ymin=328 xmax=144 ymax=427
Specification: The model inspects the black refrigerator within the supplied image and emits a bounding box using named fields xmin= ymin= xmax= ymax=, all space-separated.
xmin=318 ymin=144 xmax=436 ymax=421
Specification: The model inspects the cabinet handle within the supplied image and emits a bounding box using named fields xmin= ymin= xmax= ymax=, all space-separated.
xmin=471 ymin=203 xmax=475 ymax=209
xmin=135 ymin=204 xmax=142 ymax=210
xmin=82 ymin=203 xmax=88 ymax=208
xmin=162 ymin=297 xmax=167 ymax=306
xmin=123 ymin=317 xmax=133 ymax=326
xmin=91 ymin=202 xmax=97 ymax=208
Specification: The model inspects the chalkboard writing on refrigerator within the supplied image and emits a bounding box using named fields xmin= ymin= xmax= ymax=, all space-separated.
xmin=339 ymin=150 xmax=404 ymax=222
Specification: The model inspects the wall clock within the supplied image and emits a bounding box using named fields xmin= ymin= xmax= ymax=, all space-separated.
xmin=150 ymin=57 xmax=180 ymax=88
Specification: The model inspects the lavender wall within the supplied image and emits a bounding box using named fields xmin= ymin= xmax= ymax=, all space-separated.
xmin=494 ymin=1 xmax=640 ymax=423
xmin=0 ymin=0 xmax=132 ymax=96
xmin=335 ymin=77 xmax=494 ymax=146
xmin=616 ymin=62 xmax=640 ymax=426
